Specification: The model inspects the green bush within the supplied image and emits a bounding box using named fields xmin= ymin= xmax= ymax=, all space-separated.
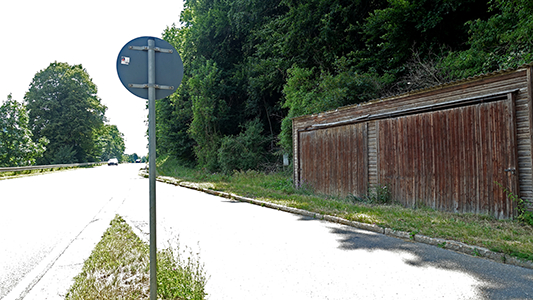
xmin=366 ymin=184 xmax=392 ymax=204
xmin=496 ymin=181 xmax=533 ymax=226
xmin=218 ymin=119 xmax=270 ymax=173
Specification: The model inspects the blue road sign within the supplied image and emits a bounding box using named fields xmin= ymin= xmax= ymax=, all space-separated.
xmin=116 ymin=36 xmax=183 ymax=100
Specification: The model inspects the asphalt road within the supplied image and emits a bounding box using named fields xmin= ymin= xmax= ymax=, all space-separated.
xmin=2 ymin=164 xmax=533 ymax=299
xmin=0 ymin=164 xmax=138 ymax=299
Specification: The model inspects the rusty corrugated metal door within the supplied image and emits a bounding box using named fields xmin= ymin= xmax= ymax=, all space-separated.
xmin=378 ymin=97 xmax=518 ymax=218
xmin=299 ymin=123 xmax=368 ymax=198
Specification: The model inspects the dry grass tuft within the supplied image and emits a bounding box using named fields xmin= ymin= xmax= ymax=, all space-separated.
xmin=65 ymin=215 xmax=207 ymax=300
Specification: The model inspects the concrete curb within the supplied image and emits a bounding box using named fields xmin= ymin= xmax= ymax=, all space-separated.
xmin=147 ymin=172 xmax=533 ymax=270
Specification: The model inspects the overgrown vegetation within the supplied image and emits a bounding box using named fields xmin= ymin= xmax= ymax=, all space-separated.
xmin=0 ymin=94 xmax=48 ymax=167
xmin=157 ymin=156 xmax=533 ymax=262
xmin=497 ymin=182 xmax=533 ymax=227
xmin=352 ymin=184 xmax=392 ymax=205
xmin=155 ymin=0 xmax=533 ymax=172
xmin=66 ymin=215 xmax=207 ymax=300
xmin=0 ymin=164 xmax=102 ymax=180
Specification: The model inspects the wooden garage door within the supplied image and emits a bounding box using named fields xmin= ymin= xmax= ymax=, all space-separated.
xmin=378 ymin=96 xmax=518 ymax=218
xmin=299 ymin=123 xmax=368 ymax=198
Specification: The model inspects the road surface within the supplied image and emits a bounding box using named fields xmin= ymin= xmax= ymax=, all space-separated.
xmin=1 ymin=164 xmax=532 ymax=299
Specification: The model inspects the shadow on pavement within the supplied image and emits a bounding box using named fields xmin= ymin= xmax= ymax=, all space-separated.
xmin=296 ymin=214 xmax=533 ymax=300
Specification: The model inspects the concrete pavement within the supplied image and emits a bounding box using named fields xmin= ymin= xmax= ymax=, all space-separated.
xmin=127 ymin=180 xmax=533 ymax=300
xmin=1 ymin=165 xmax=141 ymax=300
xmin=4 ymin=166 xmax=533 ymax=299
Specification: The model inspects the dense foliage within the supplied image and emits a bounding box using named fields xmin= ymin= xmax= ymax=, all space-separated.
xmin=0 ymin=94 xmax=48 ymax=167
xmin=23 ymin=62 xmax=124 ymax=164
xmin=123 ymin=153 xmax=146 ymax=164
xmin=96 ymin=124 xmax=126 ymax=162
xmin=156 ymin=0 xmax=532 ymax=172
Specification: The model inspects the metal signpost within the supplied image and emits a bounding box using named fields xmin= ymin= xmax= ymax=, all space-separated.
xmin=116 ymin=36 xmax=183 ymax=299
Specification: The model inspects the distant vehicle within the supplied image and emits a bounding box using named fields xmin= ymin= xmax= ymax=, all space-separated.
xmin=136 ymin=159 xmax=141 ymax=163
xmin=108 ymin=158 xmax=119 ymax=166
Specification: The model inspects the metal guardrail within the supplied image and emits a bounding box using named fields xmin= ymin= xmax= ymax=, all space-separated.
xmin=0 ymin=162 xmax=106 ymax=173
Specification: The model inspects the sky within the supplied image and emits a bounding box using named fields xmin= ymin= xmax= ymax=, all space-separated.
xmin=0 ymin=0 xmax=185 ymax=156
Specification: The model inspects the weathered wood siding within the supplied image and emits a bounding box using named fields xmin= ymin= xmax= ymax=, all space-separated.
xmin=299 ymin=123 xmax=368 ymax=197
xmin=293 ymin=67 xmax=533 ymax=218
xmin=377 ymin=96 xmax=517 ymax=218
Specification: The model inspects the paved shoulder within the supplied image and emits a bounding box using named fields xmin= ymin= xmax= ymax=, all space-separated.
xmin=121 ymin=181 xmax=533 ymax=300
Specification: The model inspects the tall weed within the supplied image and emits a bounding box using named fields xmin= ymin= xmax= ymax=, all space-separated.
xmin=496 ymin=181 xmax=533 ymax=226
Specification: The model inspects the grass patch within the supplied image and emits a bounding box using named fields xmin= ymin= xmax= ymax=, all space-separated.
xmin=157 ymin=155 xmax=533 ymax=262
xmin=0 ymin=164 xmax=102 ymax=180
xmin=65 ymin=215 xmax=207 ymax=300
xmin=0 ymin=168 xmax=60 ymax=180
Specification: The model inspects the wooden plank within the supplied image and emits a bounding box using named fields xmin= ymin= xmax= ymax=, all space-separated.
xmin=344 ymin=126 xmax=351 ymax=197
xmin=437 ymin=110 xmax=446 ymax=211
xmin=429 ymin=112 xmax=436 ymax=208
xmin=368 ymin=121 xmax=378 ymax=186
xmin=424 ymin=113 xmax=433 ymax=207
xmin=453 ymin=108 xmax=462 ymax=212
xmin=344 ymin=126 xmax=351 ymax=196
xmin=481 ymin=103 xmax=490 ymax=214
xmin=410 ymin=115 xmax=418 ymax=207
xmin=465 ymin=105 xmax=476 ymax=213
xmin=398 ymin=117 xmax=407 ymax=205
xmin=376 ymin=121 xmax=381 ymax=187
xmin=295 ymin=130 xmax=300 ymax=187
xmin=413 ymin=114 xmax=421 ymax=206
xmin=445 ymin=110 xmax=453 ymax=211
xmin=526 ymin=67 xmax=533 ymax=209
xmin=330 ymin=128 xmax=336 ymax=195
xmin=398 ymin=117 xmax=405 ymax=205
xmin=449 ymin=108 xmax=456 ymax=212
xmin=362 ymin=122 xmax=369 ymax=196
xmin=301 ymin=131 xmax=307 ymax=188
xmin=492 ymin=101 xmax=503 ymax=217
xmin=508 ymin=92 xmax=519 ymax=216
xmin=325 ymin=129 xmax=330 ymax=194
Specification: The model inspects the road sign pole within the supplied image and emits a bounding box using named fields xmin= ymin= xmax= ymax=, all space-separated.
xmin=116 ymin=37 xmax=183 ymax=299
xmin=148 ymin=38 xmax=157 ymax=300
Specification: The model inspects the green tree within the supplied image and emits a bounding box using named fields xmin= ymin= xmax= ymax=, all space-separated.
xmin=359 ymin=0 xmax=490 ymax=77
xmin=439 ymin=0 xmax=533 ymax=79
xmin=158 ymin=25 xmax=196 ymax=164
xmin=252 ymin=0 xmax=389 ymax=152
xmin=187 ymin=59 xmax=227 ymax=171
xmin=51 ymin=145 xmax=77 ymax=164
xmin=156 ymin=0 xmax=526 ymax=172
xmin=24 ymin=62 xmax=107 ymax=164
xmin=122 ymin=153 xmax=140 ymax=163
xmin=257 ymin=0 xmax=384 ymax=72
xmin=218 ymin=118 xmax=270 ymax=173
xmin=157 ymin=94 xmax=195 ymax=163
xmin=160 ymin=0 xmax=286 ymax=169
xmin=279 ymin=61 xmax=383 ymax=152
xmin=178 ymin=0 xmax=248 ymax=139
xmin=96 ymin=124 xmax=126 ymax=161
xmin=0 ymin=94 xmax=48 ymax=166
